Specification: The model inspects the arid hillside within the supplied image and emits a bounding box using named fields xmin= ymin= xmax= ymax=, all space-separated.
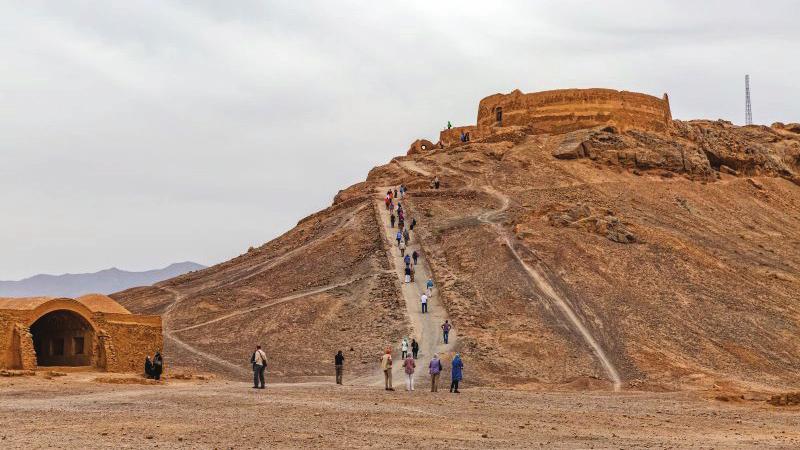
xmin=113 ymin=100 xmax=800 ymax=392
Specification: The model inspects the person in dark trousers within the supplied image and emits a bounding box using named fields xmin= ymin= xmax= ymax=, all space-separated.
xmin=403 ymin=228 xmax=410 ymax=245
xmin=447 ymin=121 xmax=452 ymax=129
xmin=144 ymin=356 xmax=153 ymax=379
xmin=390 ymin=213 xmax=395 ymax=228
xmin=404 ymin=254 xmax=411 ymax=267
xmin=152 ymin=352 xmax=163 ymax=381
xmin=412 ymin=250 xmax=419 ymax=265
xmin=441 ymin=320 xmax=452 ymax=344
xmin=251 ymin=345 xmax=267 ymax=389
xmin=434 ymin=176 xmax=440 ymax=189
xmin=410 ymin=218 xmax=417 ymax=231
xmin=335 ymin=350 xmax=345 ymax=385
xmin=450 ymin=353 xmax=463 ymax=393
xmin=396 ymin=230 xmax=402 ymax=246
xmin=394 ymin=189 xmax=398 ymax=198
xmin=411 ymin=338 xmax=419 ymax=359
xmin=404 ymin=265 xmax=412 ymax=283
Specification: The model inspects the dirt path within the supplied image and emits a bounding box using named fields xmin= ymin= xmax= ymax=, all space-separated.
xmin=478 ymin=185 xmax=623 ymax=391
xmin=371 ymin=190 xmax=453 ymax=389
xmin=171 ymin=275 xmax=376 ymax=333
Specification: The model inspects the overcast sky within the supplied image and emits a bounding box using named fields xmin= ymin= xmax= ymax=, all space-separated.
xmin=1 ymin=0 xmax=798 ymax=280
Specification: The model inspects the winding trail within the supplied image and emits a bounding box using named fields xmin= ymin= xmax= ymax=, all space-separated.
xmin=171 ymin=275 xmax=377 ymax=333
xmin=478 ymin=185 xmax=622 ymax=391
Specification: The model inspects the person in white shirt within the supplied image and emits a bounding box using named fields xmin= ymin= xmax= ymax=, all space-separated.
xmin=421 ymin=293 xmax=428 ymax=313
xmin=251 ymin=345 xmax=267 ymax=389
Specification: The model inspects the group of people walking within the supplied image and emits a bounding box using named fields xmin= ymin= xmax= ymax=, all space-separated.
xmin=381 ymin=348 xmax=463 ymax=393
xmin=227 ymin=178 xmax=464 ymax=394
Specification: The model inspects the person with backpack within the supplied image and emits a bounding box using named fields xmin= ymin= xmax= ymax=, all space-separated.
xmin=381 ymin=347 xmax=394 ymax=391
xmin=390 ymin=213 xmax=395 ymax=228
xmin=450 ymin=353 xmax=463 ymax=393
xmin=420 ymin=293 xmax=428 ymax=313
xmin=426 ymin=278 xmax=434 ymax=297
xmin=399 ymin=240 xmax=407 ymax=257
xmin=396 ymin=230 xmax=402 ymax=246
xmin=429 ymin=353 xmax=443 ymax=392
xmin=441 ymin=320 xmax=452 ymax=344
xmin=412 ymin=250 xmax=419 ymax=265
xmin=411 ymin=338 xmax=419 ymax=359
xmin=403 ymin=228 xmax=410 ymax=245
xmin=404 ymin=254 xmax=411 ymax=267
xmin=251 ymin=345 xmax=267 ymax=389
xmin=334 ymin=350 xmax=345 ymax=385
xmin=152 ymin=352 xmax=163 ymax=381
xmin=403 ymin=353 xmax=416 ymax=391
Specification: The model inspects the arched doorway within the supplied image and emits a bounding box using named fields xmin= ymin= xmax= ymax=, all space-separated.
xmin=30 ymin=310 xmax=95 ymax=367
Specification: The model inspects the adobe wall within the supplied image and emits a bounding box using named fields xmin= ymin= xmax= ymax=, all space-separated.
xmin=1 ymin=304 xmax=162 ymax=372
xmin=476 ymin=88 xmax=672 ymax=134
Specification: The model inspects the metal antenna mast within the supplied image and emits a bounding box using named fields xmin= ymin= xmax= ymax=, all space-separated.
xmin=745 ymin=74 xmax=753 ymax=125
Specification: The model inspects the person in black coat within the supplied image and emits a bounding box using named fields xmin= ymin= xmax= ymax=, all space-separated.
xmin=152 ymin=352 xmax=164 ymax=380
xmin=144 ymin=356 xmax=153 ymax=379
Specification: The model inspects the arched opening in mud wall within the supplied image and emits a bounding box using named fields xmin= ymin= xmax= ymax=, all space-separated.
xmin=30 ymin=310 xmax=95 ymax=367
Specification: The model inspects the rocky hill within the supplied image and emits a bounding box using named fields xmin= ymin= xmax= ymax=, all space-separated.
xmin=112 ymin=89 xmax=800 ymax=392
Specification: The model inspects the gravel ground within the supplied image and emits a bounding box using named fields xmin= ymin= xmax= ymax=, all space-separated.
xmin=2 ymin=373 xmax=800 ymax=448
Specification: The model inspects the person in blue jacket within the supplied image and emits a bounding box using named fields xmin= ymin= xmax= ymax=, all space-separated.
xmin=450 ymin=353 xmax=463 ymax=393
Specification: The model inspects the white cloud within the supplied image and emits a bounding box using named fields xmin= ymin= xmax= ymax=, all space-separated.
xmin=1 ymin=0 xmax=798 ymax=279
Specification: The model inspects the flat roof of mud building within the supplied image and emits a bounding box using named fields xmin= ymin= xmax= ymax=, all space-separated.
xmin=0 ymin=293 xmax=131 ymax=314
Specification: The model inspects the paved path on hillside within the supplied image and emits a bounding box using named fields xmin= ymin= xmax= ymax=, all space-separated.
xmin=478 ymin=185 xmax=622 ymax=391
xmin=369 ymin=190 xmax=454 ymax=389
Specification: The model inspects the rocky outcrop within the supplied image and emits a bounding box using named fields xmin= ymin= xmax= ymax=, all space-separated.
xmin=549 ymin=120 xmax=800 ymax=184
xmin=546 ymin=205 xmax=636 ymax=244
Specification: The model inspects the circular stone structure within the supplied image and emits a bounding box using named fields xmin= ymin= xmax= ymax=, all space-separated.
xmin=477 ymin=88 xmax=672 ymax=134
xmin=440 ymin=88 xmax=673 ymax=146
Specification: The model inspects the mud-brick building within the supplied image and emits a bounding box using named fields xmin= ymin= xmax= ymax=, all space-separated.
xmin=0 ymin=294 xmax=162 ymax=372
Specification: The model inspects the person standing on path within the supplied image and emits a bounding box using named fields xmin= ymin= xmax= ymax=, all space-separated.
xmin=411 ymin=338 xmax=419 ymax=359
xmin=410 ymin=218 xmax=417 ymax=231
xmin=426 ymin=278 xmax=434 ymax=297
xmin=404 ymin=265 xmax=411 ymax=283
xmin=390 ymin=213 xmax=395 ymax=228
xmin=152 ymin=352 xmax=163 ymax=381
xmin=434 ymin=176 xmax=440 ymax=189
xmin=396 ymin=231 xmax=402 ymax=246
xmin=403 ymin=353 xmax=416 ymax=391
xmin=412 ymin=250 xmax=419 ymax=265
xmin=404 ymin=254 xmax=411 ymax=267
xmin=450 ymin=353 xmax=463 ymax=393
xmin=403 ymin=228 xmax=410 ymax=245
xmin=441 ymin=320 xmax=452 ymax=344
xmin=429 ymin=354 xmax=443 ymax=392
xmin=401 ymin=338 xmax=409 ymax=359
xmin=144 ymin=355 xmax=153 ymax=379
xmin=399 ymin=240 xmax=407 ymax=257
xmin=389 ymin=201 xmax=395 ymax=214
xmin=334 ymin=350 xmax=344 ymax=385
xmin=394 ymin=189 xmax=398 ymax=199
xmin=381 ymin=348 xmax=394 ymax=391
xmin=420 ymin=292 xmax=428 ymax=313
xmin=251 ymin=345 xmax=267 ymax=389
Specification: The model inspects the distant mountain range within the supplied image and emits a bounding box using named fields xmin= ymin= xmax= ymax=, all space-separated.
xmin=0 ymin=262 xmax=206 ymax=298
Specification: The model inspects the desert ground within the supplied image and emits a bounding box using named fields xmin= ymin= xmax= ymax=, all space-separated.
xmin=2 ymin=372 xmax=800 ymax=449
